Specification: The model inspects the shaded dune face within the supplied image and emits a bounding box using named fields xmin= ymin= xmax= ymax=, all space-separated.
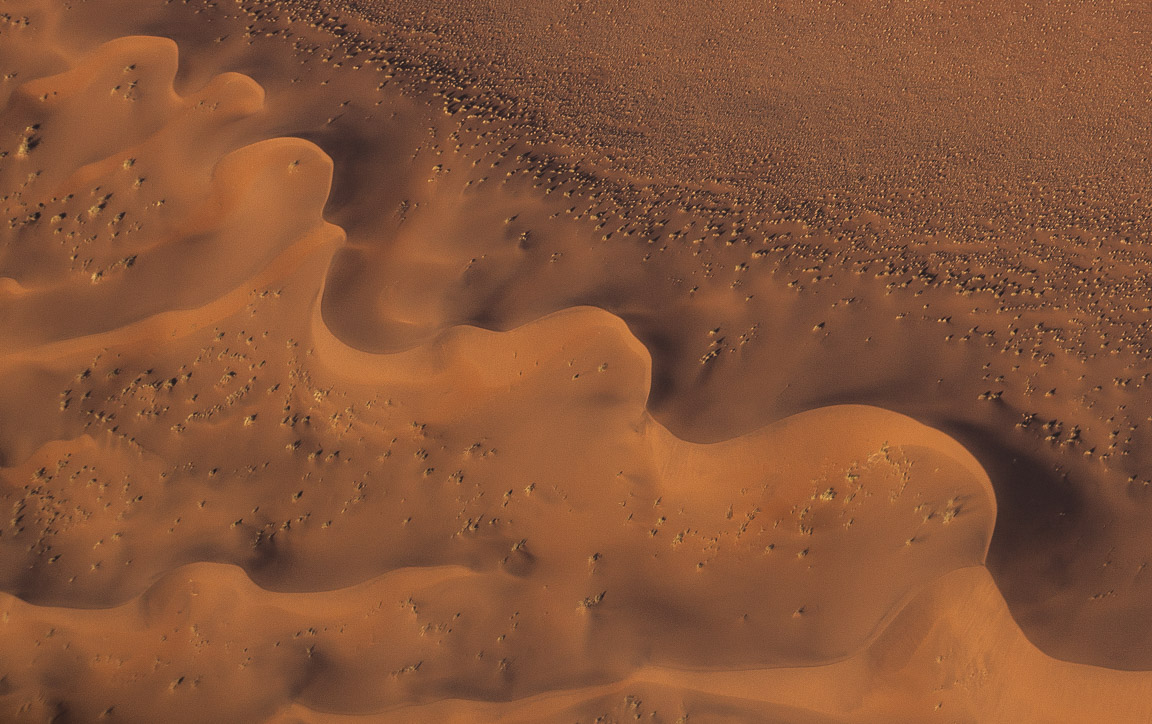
xmin=299 ymin=0 xmax=1152 ymax=674
xmin=0 ymin=35 xmax=994 ymax=712
xmin=0 ymin=8 xmax=1151 ymax=724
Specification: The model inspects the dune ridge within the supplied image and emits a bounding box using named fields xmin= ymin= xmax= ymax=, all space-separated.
xmin=1 ymin=4 xmax=1152 ymax=723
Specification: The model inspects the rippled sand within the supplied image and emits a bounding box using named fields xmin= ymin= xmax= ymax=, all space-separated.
xmin=2 ymin=2 xmax=1152 ymax=721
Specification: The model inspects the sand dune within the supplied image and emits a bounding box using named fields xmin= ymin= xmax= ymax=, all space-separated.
xmin=2 ymin=1 xmax=1152 ymax=721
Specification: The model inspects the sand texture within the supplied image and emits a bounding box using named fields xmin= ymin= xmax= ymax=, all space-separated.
xmin=2 ymin=1 xmax=1152 ymax=722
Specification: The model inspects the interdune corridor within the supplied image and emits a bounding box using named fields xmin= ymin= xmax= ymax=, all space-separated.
xmin=2 ymin=2 xmax=1152 ymax=722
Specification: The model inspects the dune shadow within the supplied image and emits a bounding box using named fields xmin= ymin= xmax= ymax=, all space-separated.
xmin=935 ymin=418 xmax=1092 ymax=584
xmin=292 ymin=123 xmax=411 ymax=222
xmin=617 ymin=317 xmax=685 ymax=411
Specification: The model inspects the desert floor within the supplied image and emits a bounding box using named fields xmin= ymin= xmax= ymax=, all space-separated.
xmin=2 ymin=1 xmax=1152 ymax=722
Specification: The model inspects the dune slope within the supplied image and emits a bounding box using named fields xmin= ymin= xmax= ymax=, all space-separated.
xmin=1 ymin=2 xmax=1151 ymax=722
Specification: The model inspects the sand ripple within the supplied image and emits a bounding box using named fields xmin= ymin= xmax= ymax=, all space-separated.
xmin=0 ymin=26 xmax=1150 ymax=724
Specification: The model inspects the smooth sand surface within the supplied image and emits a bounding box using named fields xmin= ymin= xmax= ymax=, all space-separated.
xmin=2 ymin=1 xmax=1152 ymax=721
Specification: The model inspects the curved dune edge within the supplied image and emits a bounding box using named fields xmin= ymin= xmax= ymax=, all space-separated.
xmin=1 ymin=31 xmax=1150 ymax=724
xmin=276 ymin=567 xmax=1152 ymax=724
xmin=0 ymin=34 xmax=337 ymax=353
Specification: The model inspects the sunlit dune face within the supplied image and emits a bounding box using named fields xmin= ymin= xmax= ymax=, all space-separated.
xmin=1 ymin=1 xmax=1152 ymax=722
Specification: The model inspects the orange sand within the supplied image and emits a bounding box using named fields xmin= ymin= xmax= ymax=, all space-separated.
xmin=2 ymin=1 xmax=1152 ymax=721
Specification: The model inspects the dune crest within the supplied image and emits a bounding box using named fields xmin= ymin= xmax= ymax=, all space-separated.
xmin=2 ymin=6 xmax=1152 ymax=722
xmin=0 ymin=35 xmax=337 ymax=352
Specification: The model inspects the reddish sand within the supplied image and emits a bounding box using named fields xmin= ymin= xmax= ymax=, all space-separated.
xmin=2 ymin=1 xmax=1152 ymax=722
